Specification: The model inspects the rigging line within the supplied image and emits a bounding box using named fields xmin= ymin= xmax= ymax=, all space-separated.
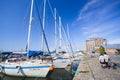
xmin=71 ymin=39 xmax=78 ymax=51
xmin=47 ymin=0 xmax=60 ymax=23
xmin=61 ymin=25 xmax=73 ymax=62
xmin=47 ymin=0 xmax=58 ymax=47
xmin=47 ymin=0 xmax=55 ymax=19
xmin=34 ymin=0 xmax=44 ymax=44
xmin=38 ymin=0 xmax=44 ymax=9
xmin=67 ymin=24 xmax=71 ymax=41
xmin=41 ymin=0 xmax=46 ymax=51
xmin=67 ymin=24 xmax=77 ymax=50
xmin=47 ymin=0 xmax=60 ymax=49
xmin=23 ymin=0 xmax=31 ymax=23
xmin=61 ymin=24 xmax=71 ymax=52
xmin=61 ymin=23 xmax=74 ymax=56
xmin=58 ymin=20 xmax=70 ymax=52
xmin=65 ymin=24 xmax=73 ymax=50
xmin=48 ymin=3 xmax=62 ymax=29
xmin=35 ymin=0 xmax=53 ymax=62
xmin=62 ymin=33 xmax=70 ymax=52
xmin=47 ymin=0 xmax=64 ymax=34
xmin=47 ymin=0 xmax=65 ymax=50
xmin=44 ymin=0 xmax=59 ymax=50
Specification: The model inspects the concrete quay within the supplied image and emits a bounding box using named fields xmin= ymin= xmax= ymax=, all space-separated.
xmin=73 ymin=54 xmax=120 ymax=80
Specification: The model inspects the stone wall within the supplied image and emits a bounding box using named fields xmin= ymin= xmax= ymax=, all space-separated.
xmin=106 ymin=48 xmax=119 ymax=55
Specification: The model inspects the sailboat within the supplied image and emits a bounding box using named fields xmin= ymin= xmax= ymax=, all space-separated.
xmin=0 ymin=0 xmax=53 ymax=77
xmin=52 ymin=15 xmax=72 ymax=68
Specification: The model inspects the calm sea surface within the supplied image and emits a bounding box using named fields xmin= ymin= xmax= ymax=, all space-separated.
xmin=0 ymin=60 xmax=80 ymax=80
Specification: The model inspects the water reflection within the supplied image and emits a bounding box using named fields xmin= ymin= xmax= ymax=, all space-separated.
xmin=47 ymin=68 xmax=72 ymax=80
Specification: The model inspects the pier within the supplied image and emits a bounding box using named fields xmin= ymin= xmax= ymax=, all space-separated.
xmin=73 ymin=54 xmax=120 ymax=80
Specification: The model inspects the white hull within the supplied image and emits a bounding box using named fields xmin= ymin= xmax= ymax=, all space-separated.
xmin=53 ymin=59 xmax=71 ymax=68
xmin=0 ymin=60 xmax=51 ymax=77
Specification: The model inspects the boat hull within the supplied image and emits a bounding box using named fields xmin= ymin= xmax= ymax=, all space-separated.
xmin=0 ymin=61 xmax=51 ymax=77
xmin=53 ymin=59 xmax=71 ymax=68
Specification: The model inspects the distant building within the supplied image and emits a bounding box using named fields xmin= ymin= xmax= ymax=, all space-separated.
xmin=105 ymin=44 xmax=120 ymax=55
xmin=86 ymin=38 xmax=107 ymax=53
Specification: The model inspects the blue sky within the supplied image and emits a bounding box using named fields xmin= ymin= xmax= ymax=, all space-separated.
xmin=0 ymin=0 xmax=120 ymax=51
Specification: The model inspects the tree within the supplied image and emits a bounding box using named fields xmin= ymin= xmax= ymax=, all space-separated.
xmin=99 ymin=45 xmax=105 ymax=55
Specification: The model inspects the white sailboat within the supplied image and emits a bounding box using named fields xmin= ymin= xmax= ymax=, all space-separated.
xmin=52 ymin=15 xmax=71 ymax=68
xmin=53 ymin=55 xmax=71 ymax=68
xmin=0 ymin=59 xmax=52 ymax=77
xmin=0 ymin=0 xmax=53 ymax=77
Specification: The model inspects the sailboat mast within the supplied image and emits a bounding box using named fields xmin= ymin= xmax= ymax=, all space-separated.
xmin=59 ymin=16 xmax=62 ymax=50
xmin=67 ymin=24 xmax=70 ymax=40
xmin=27 ymin=0 xmax=34 ymax=57
xmin=54 ymin=8 xmax=56 ymax=50
xmin=41 ymin=0 xmax=46 ymax=50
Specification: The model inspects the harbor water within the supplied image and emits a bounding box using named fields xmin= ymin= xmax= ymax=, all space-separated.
xmin=0 ymin=59 xmax=80 ymax=80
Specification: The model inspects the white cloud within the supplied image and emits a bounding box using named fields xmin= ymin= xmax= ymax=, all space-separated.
xmin=98 ymin=1 xmax=120 ymax=15
xmin=70 ymin=0 xmax=120 ymax=49
xmin=72 ymin=0 xmax=120 ymax=38
xmin=83 ymin=23 xmax=119 ymax=39
xmin=83 ymin=27 xmax=102 ymax=35
xmin=75 ymin=0 xmax=120 ymax=23
xmin=77 ymin=0 xmax=99 ymax=21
